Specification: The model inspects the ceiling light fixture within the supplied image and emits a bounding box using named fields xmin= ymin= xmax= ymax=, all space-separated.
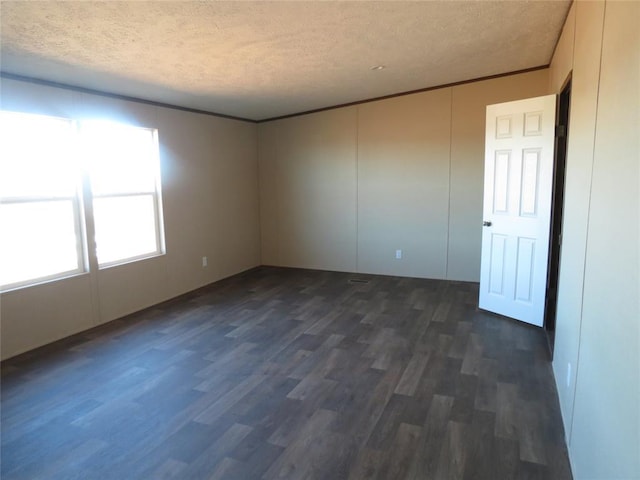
xmin=370 ymin=65 xmax=386 ymax=71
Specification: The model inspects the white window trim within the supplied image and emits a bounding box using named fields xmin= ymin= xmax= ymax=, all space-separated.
xmin=0 ymin=195 xmax=88 ymax=292
xmin=88 ymin=127 xmax=166 ymax=269
xmin=93 ymin=192 xmax=165 ymax=269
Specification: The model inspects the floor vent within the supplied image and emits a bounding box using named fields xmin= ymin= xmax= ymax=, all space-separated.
xmin=348 ymin=278 xmax=370 ymax=284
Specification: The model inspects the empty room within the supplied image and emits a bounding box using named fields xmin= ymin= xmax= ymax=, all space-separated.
xmin=0 ymin=1 xmax=637 ymax=479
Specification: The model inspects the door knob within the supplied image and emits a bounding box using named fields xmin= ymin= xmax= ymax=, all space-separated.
xmin=483 ymin=221 xmax=492 ymax=227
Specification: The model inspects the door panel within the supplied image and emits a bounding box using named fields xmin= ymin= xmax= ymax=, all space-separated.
xmin=488 ymin=233 xmax=507 ymax=295
xmin=479 ymin=95 xmax=556 ymax=326
xmin=493 ymin=151 xmax=510 ymax=213
xmin=520 ymin=149 xmax=540 ymax=216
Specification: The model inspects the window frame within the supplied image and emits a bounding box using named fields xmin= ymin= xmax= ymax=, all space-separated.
xmin=0 ymin=112 xmax=89 ymax=292
xmin=84 ymin=125 xmax=166 ymax=269
xmin=0 ymin=110 xmax=166 ymax=291
xmin=0 ymin=195 xmax=89 ymax=291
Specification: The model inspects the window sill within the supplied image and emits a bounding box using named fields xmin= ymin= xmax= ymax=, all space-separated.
xmin=97 ymin=251 xmax=166 ymax=270
xmin=0 ymin=270 xmax=90 ymax=295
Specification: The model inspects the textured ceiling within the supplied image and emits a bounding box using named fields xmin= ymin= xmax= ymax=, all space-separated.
xmin=0 ymin=1 xmax=570 ymax=121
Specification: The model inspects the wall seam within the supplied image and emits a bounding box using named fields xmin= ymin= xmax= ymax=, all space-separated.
xmin=355 ymin=107 xmax=360 ymax=273
xmin=275 ymin=122 xmax=281 ymax=266
xmin=445 ymin=88 xmax=453 ymax=279
xmin=255 ymin=123 xmax=263 ymax=266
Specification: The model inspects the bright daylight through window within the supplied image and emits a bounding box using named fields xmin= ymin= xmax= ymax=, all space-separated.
xmin=82 ymin=121 xmax=164 ymax=267
xmin=0 ymin=111 xmax=165 ymax=291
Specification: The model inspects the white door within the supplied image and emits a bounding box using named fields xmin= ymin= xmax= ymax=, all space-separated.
xmin=479 ymin=95 xmax=556 ymax=327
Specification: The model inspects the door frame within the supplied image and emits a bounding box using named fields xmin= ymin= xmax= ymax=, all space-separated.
xmin=544 ymin=77 xmax=572 ymax=358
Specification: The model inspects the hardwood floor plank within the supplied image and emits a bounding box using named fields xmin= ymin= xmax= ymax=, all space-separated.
xmin=434 ymin=420 xmax=468 ymax=480
xmin=461 ymin=410 xmax=498 ymax=480
xmin=263 ymin=408 xmax=337 ymax=480
xmin=287 ymin=334 xmax=345 ymax=380
xmin=518 ymin=399 xmax=548 ymax=465
xmin=473 ymin=357 xmax=499 ymax=413
xmin=31 ymin=438 xmax=109 ymax=480
xmin=193 ymin=374 xmax=266 ymax=425
xmin=330 ymin=363 xmax=399 ymax=447
xmin=394 ymin=352 xmax=430 ymax=396
xmin=286 ymin=374 xmax=338 ymax=402
xmin=207 ymin=457 xmax=242 ymax=480
xmin=406 ymin=394 xmax=454 ymax=479
xmin=495 ymin=437 xmax=521 ymax=480
xmin=366 ymin=394 xmax=426 ymax=450
xmin=495 ymin=382 xmax=520 ymax=440
xmin=431 ymin=301 xmax=452 ymax=323
xmin=347 ymin=447 xmax=385 ymax=480
xmin=266 ymin=393 xmax=336 ymax=449
xmin=460 ymin=332 xmax=484 ymax=375
xmin=181 ymin=423 xmax=252 ymax=479
xmin=378 ymin=422 xmax=422 ymax=480
xmin=449 ymin=373 xmax=479 ymax=424
xmin=151 ymin=458 xmax=189 ymax=480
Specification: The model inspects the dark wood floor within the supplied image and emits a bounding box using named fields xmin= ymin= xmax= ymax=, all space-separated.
xmin=1 ymin=266 xmax=572 ymax=480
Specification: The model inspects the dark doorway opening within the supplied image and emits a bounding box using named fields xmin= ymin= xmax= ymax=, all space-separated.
xmin=545 ymin=79 xmax=571 ymax=358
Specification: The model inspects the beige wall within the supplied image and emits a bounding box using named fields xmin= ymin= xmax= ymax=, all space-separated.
xmin=258 ymin=70 xmax=548 ymax=281
xmin=0 ymin=78 xmax=261 ymax=360
xmin=358 ymin=89 xmax=451 ymax=278
xmin=550 ymin=1 xmax=639 ymax=478
xmin=260 ymin=108 xmax=358 ymax=271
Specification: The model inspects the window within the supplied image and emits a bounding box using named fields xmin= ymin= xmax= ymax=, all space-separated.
xmin=0 ymin=111 xmax=165 ymax=291
xmin=0 ymin=112 xmax=86 ymax=289
xmin=81 ymin=122 xmax=164 ymax=266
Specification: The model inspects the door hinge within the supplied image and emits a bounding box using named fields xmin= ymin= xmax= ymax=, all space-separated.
xmin=555 ymin=125 xmax=567 ymax=138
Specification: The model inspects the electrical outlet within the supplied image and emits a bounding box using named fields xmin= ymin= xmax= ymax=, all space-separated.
xmin=202 ymin=256 xmax=208 ymax=268
xmin=395 ymin=249 xmax=402 ymax=260
xmin=566 ymin=363 xmax=571 ymax=387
